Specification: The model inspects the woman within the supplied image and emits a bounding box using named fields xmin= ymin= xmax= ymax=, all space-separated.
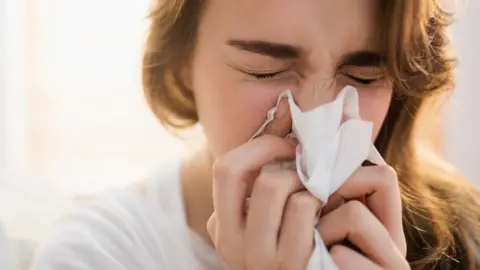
xmin=31 ymin=0 xmax=480 ymax=269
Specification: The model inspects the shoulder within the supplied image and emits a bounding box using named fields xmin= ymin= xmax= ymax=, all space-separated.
xmin=29 ymin=189 xmax=157 ymax=269
xmin=30 ymin=167 xmax=192 ymax=270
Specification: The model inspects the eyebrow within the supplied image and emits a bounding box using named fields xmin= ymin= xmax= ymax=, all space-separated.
xmin=227 ymin=39 xmax=301 ymax=59
xmin=341 ymin=51 xmax=385 ymax=67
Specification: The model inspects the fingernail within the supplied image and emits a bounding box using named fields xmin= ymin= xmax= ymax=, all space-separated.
xmin=285 ymin=137 xmax=299 ymax=147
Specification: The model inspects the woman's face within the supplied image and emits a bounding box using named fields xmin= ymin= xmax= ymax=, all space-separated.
xmin=190 ymin=0 xmax=392 ymax=157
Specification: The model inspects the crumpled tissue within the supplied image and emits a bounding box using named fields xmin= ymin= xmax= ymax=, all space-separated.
xmin=250 ymin=86 xmax=386 ymax=270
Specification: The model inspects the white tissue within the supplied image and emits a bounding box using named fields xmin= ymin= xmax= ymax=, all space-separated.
xmin=250 ymin=86 xmax=385 ymax=270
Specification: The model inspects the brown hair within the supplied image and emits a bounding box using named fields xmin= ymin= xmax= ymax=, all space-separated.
xmin=143 ymin=0 xmax=480 ymax=268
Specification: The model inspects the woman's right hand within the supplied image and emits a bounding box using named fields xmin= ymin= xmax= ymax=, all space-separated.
xmin=207 ymin=101 xmax=322 ymax=270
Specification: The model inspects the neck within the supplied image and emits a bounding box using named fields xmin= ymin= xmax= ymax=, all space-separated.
xmin=181 ymin=146 xmax=215 ymax=247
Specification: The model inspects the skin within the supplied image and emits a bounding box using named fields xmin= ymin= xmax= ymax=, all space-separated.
xmin=181 ymin=0 xmax=408 ymax=269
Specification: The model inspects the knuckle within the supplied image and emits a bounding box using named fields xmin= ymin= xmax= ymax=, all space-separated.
xmin=346 ymin=202 xmax=373 ymax=239
xmin=284 ymin=170 xmax=302 ymax=191
xmin=376 ymin=165 xmax=400 ymax=192
xmin=329 ymin=245 xmax=347 ymax=260
xmin=206 ymin=216 xmax=216 ymax=238
xmin=343 ymin=200 xmax=369 ymax=229
xmin=287 ymin=192 xmax=321 ymax=213
xmin=378 ymin=165 xmax=398 ymax=182
xmin=256 ymin=172 xmax=285 ymax=198
xmin=212 ymin=157 xmax=238 ymax=183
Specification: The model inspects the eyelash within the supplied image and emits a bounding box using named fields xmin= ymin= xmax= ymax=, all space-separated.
xmin=248 ymin=71 xmax=284 ymax=79
xmin=249 ymin=71 xmax=378 ymax=85
xmin=344 ymin=74 xmax=377 ymax=85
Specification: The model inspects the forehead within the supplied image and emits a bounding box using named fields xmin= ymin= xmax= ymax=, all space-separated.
xmin=200 ymin=0 xmax=381 ymax=55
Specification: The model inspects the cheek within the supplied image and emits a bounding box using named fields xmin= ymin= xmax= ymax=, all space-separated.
xmin=195 ymin=74 xmax=288 ymax=156
xmin=357 ymin=88 xmax=392 ymax=140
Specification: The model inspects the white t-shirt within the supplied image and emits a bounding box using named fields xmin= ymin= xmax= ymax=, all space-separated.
xmin=29 ymin=161 xmax=223 ymax=270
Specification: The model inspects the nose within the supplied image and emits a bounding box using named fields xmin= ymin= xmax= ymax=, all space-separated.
xmin=292 ymin=76 xmax=344 ymax=111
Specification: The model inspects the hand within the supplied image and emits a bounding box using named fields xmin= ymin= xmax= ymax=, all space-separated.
xmin=207 ymin=100 xmax=322 ymax=270
xmin=318 ymin=165 xmax=410 ymax=269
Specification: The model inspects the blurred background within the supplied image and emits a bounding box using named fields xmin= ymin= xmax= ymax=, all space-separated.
xmin=0 ymin=0 xmax=479 ymax=255
xmin=0 ymin=0 xmax=190 ymax=244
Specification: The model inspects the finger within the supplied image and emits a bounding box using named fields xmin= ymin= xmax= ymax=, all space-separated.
xmin=206 ymin=213 xmax=217 ymax=244
xmin=329 ymin=245 xmax=381 ymax=270
xmin=262 ymin=98 xmax=292 ymax=137
xmin=320 ymin=193 xmax=345 ymax=217
xmin=276 ymin=191 xmax=322 ymax=269
xmin=245 ymin=170 xmax=305 ymax=264
xmin=212 ymin=136 xmax=297 ymax=237
xmin=335 ymin=165 xmax=405 ymax=255
xmin=208 ymin=213 xmax=244 ymax=270
xmin=317 ymin=201 xmax=406 ymax=268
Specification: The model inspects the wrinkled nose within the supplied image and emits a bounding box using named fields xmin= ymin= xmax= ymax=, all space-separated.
xmin=292 ymin=77 xmax=345 ymax=111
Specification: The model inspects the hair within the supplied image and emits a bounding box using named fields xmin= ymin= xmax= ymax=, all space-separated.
xmin=142 ymin=0 xmax=480 ymax=269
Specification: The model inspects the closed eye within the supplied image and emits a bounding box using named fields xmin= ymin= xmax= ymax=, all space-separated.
xmin=248 ymin=70 xmax=284 ymax=79
xmin=345 ymin=74 xmax=378 ymax=85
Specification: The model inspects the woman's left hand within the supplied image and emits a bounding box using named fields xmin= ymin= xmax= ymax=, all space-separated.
xmin=317 ymin=165 xmax=410 ymax=269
